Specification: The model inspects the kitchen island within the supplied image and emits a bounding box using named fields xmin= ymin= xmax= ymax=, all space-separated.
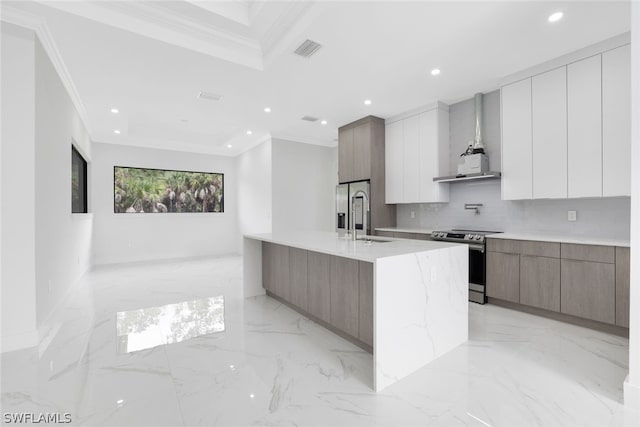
xmin=243 ymin=231 xmax=468 ymax=391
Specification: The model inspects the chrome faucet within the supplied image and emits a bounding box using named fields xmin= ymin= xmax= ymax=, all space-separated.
xmin=351 ymin=190 xmax=370 ymax=241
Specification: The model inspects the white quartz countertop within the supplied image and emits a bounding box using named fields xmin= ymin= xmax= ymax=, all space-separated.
xmin=486 ymin=232 xmax=630 ymax=247
xmin=375 ymin=227 xmax=433 ymax=235
xmin=244 ymin=231 xmax=460 ymax=262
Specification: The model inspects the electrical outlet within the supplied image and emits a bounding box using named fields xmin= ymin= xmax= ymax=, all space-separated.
xmin=410 ymin=211 xmax=416 ymax=219
xmin=568 ymin=210 xmax=577 ymax=221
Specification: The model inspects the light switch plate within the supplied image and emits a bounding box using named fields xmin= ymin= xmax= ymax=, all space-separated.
xmin=410 ymin=211 xmax=416 ymax=219
xmin=568 ymin=210 xmax=577 ymax=221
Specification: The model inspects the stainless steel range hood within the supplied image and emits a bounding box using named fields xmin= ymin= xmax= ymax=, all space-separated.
xmin=434 ymin=92 xmax=500 ymax=183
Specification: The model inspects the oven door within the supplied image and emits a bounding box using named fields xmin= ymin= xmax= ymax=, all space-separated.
xmin=468 ymin=245 xmax=486 ymax=304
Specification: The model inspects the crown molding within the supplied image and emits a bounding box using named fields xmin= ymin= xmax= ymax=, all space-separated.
xmin=1 ymin=3 xmax=93 ymax=137
xmin=261 ymin=1 xmax=318 ymax=64
xmin=94 ymin=137 xmax=239 ymax=158
xmin=38 ymin=1 xmax=264 ymax=70
xmin=183 ymin=0 xmax=250 ymax=27
xmin=270 ymin=131 xmax=337 ymax=148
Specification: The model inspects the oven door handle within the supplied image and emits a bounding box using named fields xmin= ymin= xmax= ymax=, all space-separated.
xmin=467 ymin=243 xmax=485 ymax=253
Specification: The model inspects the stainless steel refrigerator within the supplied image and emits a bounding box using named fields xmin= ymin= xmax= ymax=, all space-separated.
xmin=336 ymin=180 xmax=370 ymax=237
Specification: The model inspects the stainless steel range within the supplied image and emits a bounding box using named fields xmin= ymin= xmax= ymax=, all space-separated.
xmin=431 ymin=229 xmax=501 ymax=304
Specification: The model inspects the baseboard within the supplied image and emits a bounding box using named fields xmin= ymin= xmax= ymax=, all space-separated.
xmin=1 ymin=329 xmax=39 ymax=353
xmin=92 ymin=252 xmax=241 ymax=269
xmin=487 ymin=297 xmax=629 ymax=338
xmin=266 ymin=290 xmax=373 ymax=354
xmin=624 ymin=375 xmax=640 ymax=412
xmin=36 ymin=263 xmax=92 ymax=357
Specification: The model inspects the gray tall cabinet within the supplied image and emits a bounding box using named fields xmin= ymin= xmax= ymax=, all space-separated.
xmin=338 ymin=116 xmax=396 ymax=231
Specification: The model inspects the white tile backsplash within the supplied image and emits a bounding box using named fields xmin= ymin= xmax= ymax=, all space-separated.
xmin=397 ymin=180 xmax=630 ymax=240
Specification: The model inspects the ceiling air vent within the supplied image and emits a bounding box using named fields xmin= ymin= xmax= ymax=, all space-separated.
xmin=301 ymin=115 xmax=319 ymax=122
xmin=198 ymin=91 xmax=223 ymax=101
xmin=294 ymin=39 xmax=322 ymax=58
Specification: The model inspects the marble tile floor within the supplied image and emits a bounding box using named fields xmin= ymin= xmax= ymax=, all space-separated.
xmin=1 ymin=256 xmax=638 ymax=426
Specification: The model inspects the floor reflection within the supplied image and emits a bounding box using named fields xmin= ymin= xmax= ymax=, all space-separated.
xmin=116 ymin=296 xmax=225 ymax=353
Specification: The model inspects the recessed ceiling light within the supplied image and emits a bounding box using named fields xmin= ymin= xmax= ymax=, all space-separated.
xmin=431 ymin=68 xmax=441 ymax=76
xmin=249 ymin=393 xmax=255 ymax=399
xmin=227 ymin=144 xmax=233 ymax=148
xmin=110 ymin=108 xmax=119 ymax=114
xmin=548 ymin=11 xmax=563 ymax=22
xmin=246 ymin=130 xmax=252 ymax=135
xmin=198 ymin=91 xmax=223 ymax=101
xmin=321 ymin=120 xmax=327 ymax=125
xmin=114 ymin=130 xmax=121 ymax=134
xmin=264 ymin=107 xmax=271 ymax=113
xmin=364 ymin=99 xmax=372 ymax=106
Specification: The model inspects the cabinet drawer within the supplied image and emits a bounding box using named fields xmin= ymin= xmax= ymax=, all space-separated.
xmin=561 ymin=243 xmax=614 ymax=263
xmin=375 ymin=230 xmax=395 ymax=238
xmin=486 ymin=238 xmax=521 ymax=254
xmin=520 ymin=240 xmax=560 ymax=258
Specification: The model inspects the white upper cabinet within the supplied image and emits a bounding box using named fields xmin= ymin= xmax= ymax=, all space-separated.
xmin=568 ymin=55 xmax=602 ymax=198
xmin=501 ymin=78 xmax=532 ymax=200
xmin=602 ymin=44 xmax=631 ymax=197
xmin=385 ymin=104 xmax=449 ymax=204
xmin=385 ymin=120 xmax=403 ymax=204
xmin=532 ymin=67 xmax=567 ymax=199
xmin=501 ymin=39 xmax=631 ymax=201
xmin=419 ymin=109 xmax=449 ymax=203
xmin=402 ymin=115 xmax=421 ymax=202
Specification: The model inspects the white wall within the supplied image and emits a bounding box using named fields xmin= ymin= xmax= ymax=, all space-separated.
xmin=34 ymin=38 xmax=93 ymax=330
xmin=397 ymin=181 xmax=630 ymax=239
xmin=1 ymin=24 xmax=38 ymax=352
xmin=625 ymin=1 xmax=640 ymax=411
xmin=236 ymin=140 xmax=272 ymax=249
xmin=272 ymin=139 xmax=338 ymax=234
xmin=91 ymin=142 xmax=238 ymax=265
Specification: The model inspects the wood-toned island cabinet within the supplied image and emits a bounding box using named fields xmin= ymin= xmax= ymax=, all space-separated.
xmin=330 ymin=257 xmax=360 ymax=338
xmin=262 ymin=242 xmax=290 ymax=300
xmin=307 ymin=251 xmax=331 ymax=323
xmin=486 ymin=238 xmax=629 ymax=332
xmin=262 ymin=242 xmax=374 ymax=351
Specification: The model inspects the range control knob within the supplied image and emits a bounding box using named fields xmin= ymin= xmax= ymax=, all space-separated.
xmin=475 ymin=235 xmax=482 ymax=240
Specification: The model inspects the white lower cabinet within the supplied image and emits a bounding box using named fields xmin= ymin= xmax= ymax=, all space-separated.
xmin=385 ymin=104 xmax=449 ymax=204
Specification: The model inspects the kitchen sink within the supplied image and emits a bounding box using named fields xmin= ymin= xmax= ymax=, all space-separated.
xmin=358 ymin=238 xmax=392 ymax=244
